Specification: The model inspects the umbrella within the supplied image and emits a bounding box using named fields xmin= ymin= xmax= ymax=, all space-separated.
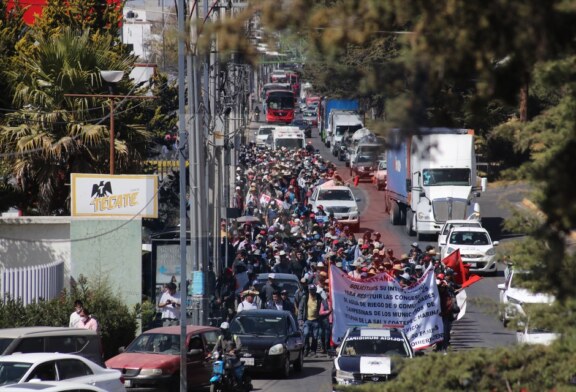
xmin=235 ymin=216 xmax=261 ymax=224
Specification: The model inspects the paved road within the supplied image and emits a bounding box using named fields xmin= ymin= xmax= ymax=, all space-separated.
xmin=244 ymin=119 xmax=523 ymax=391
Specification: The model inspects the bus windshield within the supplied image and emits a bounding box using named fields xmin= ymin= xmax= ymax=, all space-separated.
xmin=267 ymin=95 xmax=294 ymax=110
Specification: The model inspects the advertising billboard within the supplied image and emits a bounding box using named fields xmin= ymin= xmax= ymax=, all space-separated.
xmin=71 ymin=173 xmax=158 ymax=218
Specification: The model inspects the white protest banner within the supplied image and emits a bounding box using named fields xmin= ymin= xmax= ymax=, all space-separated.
xmin=329 ymin=265 xmax=444 ymax=350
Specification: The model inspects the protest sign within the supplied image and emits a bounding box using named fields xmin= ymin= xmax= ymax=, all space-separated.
xmin=329 ymin=265 xmax=444 ymax=350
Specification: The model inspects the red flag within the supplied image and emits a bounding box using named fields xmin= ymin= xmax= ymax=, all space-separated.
xmin=353 ymin=175 xmax=360 ymax=187
xmin=441 ymin=249 xmax=482 ymax=288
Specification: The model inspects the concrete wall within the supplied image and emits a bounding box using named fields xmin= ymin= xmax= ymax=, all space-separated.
xmin=70 ymin=218 xmax=142 ymax=310
xmin=0 ymin=217 xmax=71 ymax=273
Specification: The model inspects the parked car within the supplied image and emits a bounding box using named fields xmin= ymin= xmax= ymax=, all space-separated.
xmin=105 ymin=325 xmax=220 ymax=391
xmin=498 ymin=265 xmax=555 ymax=326
xmin=332 ymin=326 xmax=416 ymax=387
xmin=0 ymin=327 xmax=103 ymax=366
xmin=251 ymin=273 xmax=301 ymax=305
xmin=437 ymin=219 xmax=483 ymax=254
xmin=229 ymin=309 xmax=304 ymax=378
xmin=440 ymin=226 xmax=499 ymax=274
xmin=309 ymin=185 xmax=360 ymax=232
xmin=290 ymin=119 xmax=312 ymax=138
xmin=516 ymin=324 xmax=559 ymax=346
xmin=0 ymin=353 xmax=124 ymax=391
xmin=373 ymin=159 xmax=387 ymax=190
xmin=0 ymin=381 xmax=108 ymax=391
xmin=255 ymin=126 xmax=275 ymax=145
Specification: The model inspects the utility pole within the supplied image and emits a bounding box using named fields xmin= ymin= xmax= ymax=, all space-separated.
xmin=176 ymin=0 xmax=188 ymax=391
xmin=188 ymin=0 xmax=201 ymax=326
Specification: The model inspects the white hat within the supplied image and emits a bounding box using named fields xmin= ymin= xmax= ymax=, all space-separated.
xmin=317 ymin=261 xmax=325 ymax=268
xmin=412 ymin=242 xmax=418 ymax=247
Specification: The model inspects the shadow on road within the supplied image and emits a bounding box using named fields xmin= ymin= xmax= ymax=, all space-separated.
xmin=248 ymin=365 xmax=328 ymax=381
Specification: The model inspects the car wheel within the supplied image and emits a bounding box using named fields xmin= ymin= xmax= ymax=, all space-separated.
xmin=278 ymin=354 xmax=291 ymax=379
xmin=293 ymin=349 xmax=304 ymax=372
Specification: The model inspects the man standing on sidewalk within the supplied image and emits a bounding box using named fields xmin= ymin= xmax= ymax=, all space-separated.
xmin=158 ymin=282 xmax=181 ymax=326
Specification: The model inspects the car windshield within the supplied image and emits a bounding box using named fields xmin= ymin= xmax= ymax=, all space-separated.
xmin=341 ymin=337 xmax=409 ymax=357
xmin=378 ymin=161 xmax=387 ymax=170
xmin=449 ymin=231 xmax=490 ymax=245
xmin=335 ymin=125 xmax=362 ymax=136
xmin=276 ymin=138 xmax=304 ymax=149
xmin=125 ymin=333 xmax=180 ymax=354
xmin=318 ymin=189 xmax=353 ymax=201
xmin=258 ymin=128 xmax=274 ymax=136
xmin=0 ymin=362 xmax=32 ymax=385
xmin=254 ymin=279 xmax=299 ymax=298
xmin=357 ymin=155 xmax=375 ymax=163
xmin=442 ymin=222 xmax=481 ymax=235
xmin=422 ymin=168 xmax=471 ymax=186
xmin=229 ymin=315 xmax=288 ymax=336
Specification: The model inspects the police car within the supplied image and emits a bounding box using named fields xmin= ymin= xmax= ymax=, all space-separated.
xmin=332 ymin=326 xmax=415 ymax=386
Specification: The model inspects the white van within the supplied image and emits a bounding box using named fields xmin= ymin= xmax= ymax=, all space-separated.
xmin=267 ymin=126 xmax=305 ymax=150
xmin=329 ymin=113 xmax=364 ymax=156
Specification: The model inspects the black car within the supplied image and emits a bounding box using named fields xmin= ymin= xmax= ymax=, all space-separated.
xmin=230 ymin=309 xmax=304 ymax=378
xmin=290 ymin=119 xmax=312 ymax=138
xmin=332 ymin=327 xmax=416 ymax=386
xmin=251 ymin=273 xmax=301 ymax=304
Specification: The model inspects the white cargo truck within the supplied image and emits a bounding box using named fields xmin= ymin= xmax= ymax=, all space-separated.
xmin=385 ymin=128 xmax=487 ymax=240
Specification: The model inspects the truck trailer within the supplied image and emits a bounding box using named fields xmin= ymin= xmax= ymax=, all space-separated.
xmin=385 ymin=128 xmax=487 ymax=240
xmin=318 ymin=98 xmax=359 ymax=145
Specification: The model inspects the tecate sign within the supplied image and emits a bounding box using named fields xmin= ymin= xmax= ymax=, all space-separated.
xmin=71 ymin=174 xmax=158 ymax=218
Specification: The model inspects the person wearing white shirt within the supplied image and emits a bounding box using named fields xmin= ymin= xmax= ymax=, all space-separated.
xmin=69 ymin=300 xmax=83 ymax=328
xmin=158 ymin=282 xmax=181 ymax=326
xmin=237 ymin=290 xmax=259 ymax=313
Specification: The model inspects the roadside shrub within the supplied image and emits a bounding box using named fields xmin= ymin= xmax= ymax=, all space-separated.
xmin=0 ymin=275 xmax=137 ymax=360
xmin=337 ymin=337 xmax=576 ymax=392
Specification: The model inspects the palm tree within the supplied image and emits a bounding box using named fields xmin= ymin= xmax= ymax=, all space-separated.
xmin=0 ymin=27 xmax=151 ymax=215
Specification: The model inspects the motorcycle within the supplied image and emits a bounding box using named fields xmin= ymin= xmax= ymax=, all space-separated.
xmin=210 ymin=351 xmax=252 ymax=392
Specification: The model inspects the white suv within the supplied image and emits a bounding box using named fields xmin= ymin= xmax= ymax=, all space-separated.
xmin=437 ymin=219 xmax=483 ymax=254
xmin=309 ymin=185 xmax=360 ymax=231
xmin=440 ymin=226 xmax=499 ymax=274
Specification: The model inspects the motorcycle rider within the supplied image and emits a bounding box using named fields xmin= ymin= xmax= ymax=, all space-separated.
xmin=212 ymin=322 xmax=244 ymax=384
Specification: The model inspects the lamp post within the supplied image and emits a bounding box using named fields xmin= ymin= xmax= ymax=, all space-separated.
xmin=100 ymin=71 xmax=124 ymax=175
xmin=65 ymin=70 xmax=155 ymax=175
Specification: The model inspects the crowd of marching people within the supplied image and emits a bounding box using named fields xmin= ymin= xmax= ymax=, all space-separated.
xmin=212 ymin=143 xmax=462 ymax=355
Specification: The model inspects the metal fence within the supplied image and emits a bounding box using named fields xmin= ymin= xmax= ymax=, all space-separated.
xmin=0 ymin=261 xmax=64 ymax=305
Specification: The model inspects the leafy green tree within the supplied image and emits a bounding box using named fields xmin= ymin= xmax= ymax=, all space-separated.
xmin=0 ymin=27 xmax=149 ymax=215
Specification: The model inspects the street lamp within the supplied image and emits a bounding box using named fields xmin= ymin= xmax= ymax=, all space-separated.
xmin=65 ymin=70 xmax=155 ymax=175
xmin=100 ymin=70 xmax=124 ymax=175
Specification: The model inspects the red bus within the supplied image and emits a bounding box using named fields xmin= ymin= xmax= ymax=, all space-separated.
xmin=266 ymin=90 xmax=296 ymax=124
